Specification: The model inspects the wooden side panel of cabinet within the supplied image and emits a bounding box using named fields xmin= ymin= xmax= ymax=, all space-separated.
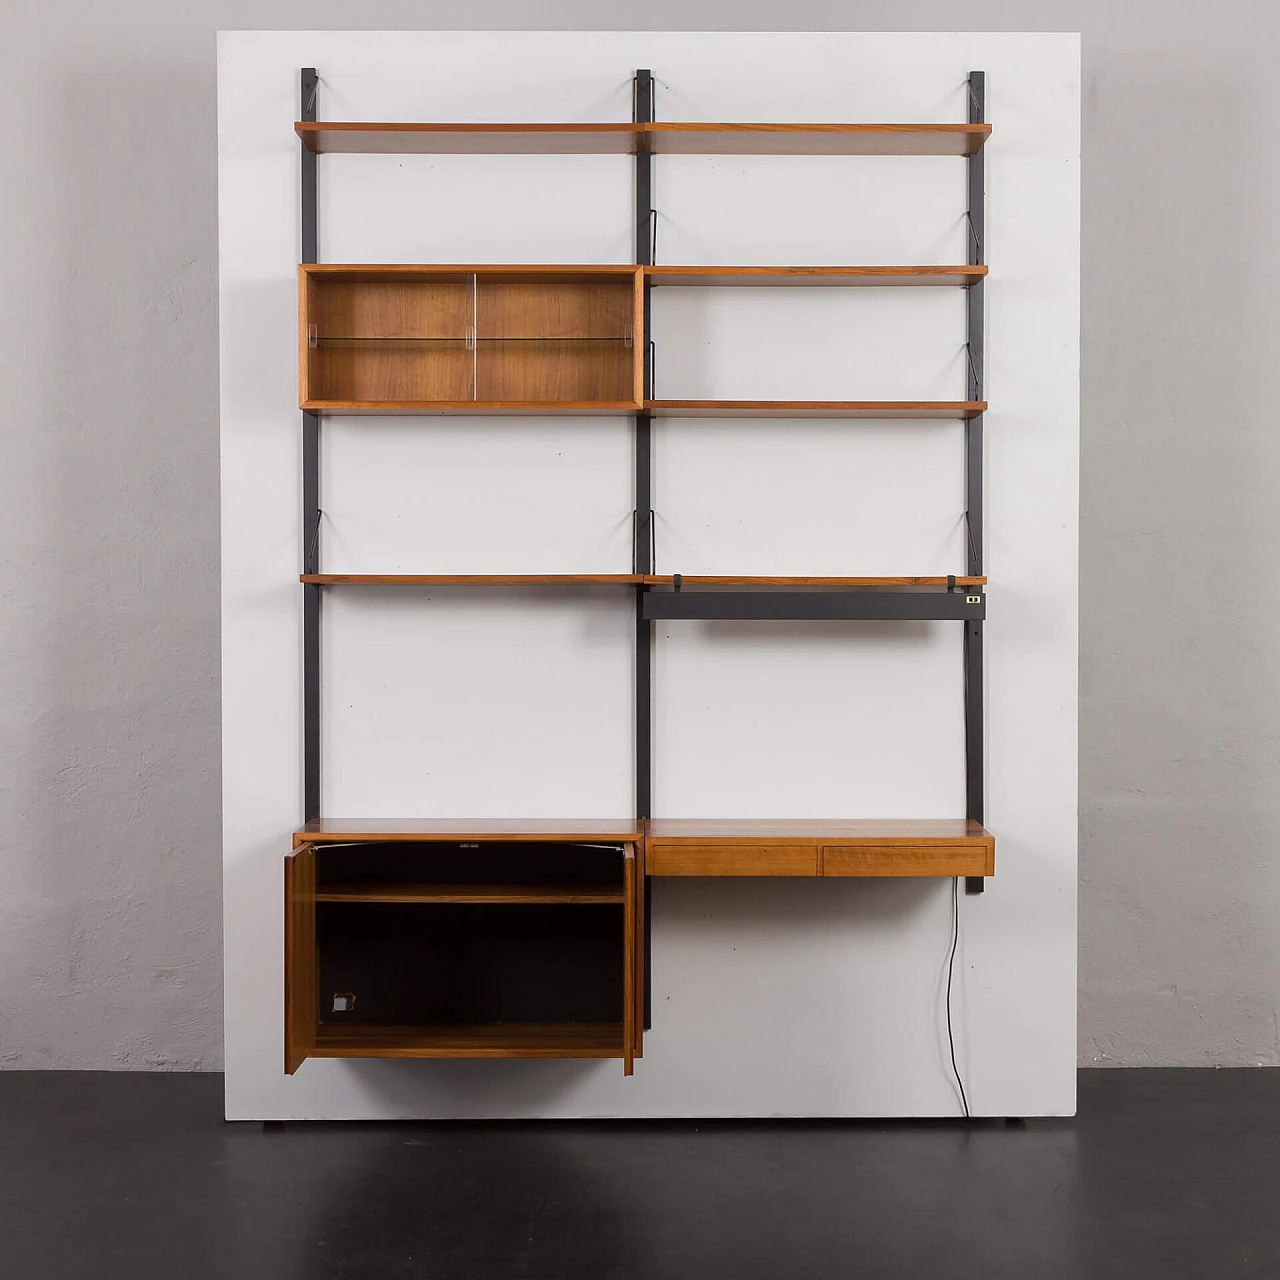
xmin=284 ymin=844 xmax=318 ymax=1075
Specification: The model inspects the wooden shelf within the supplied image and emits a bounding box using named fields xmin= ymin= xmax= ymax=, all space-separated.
xmin=301 ymin=264 xmax=640 ymax=280
xmin=300 ymin=573 xmax=643 ymax=585
xmin=296 ymin=121 xmax=990 ymax=156
xmin=315 ymin=883 xmax=624 ymax=904
xmin=301 ymin=399 xmax=983 ymax=418
xmin=311 ymin=1022 xmax=627 ymax=1059
xmin=645 ymin=819 xmax=994 ymax=879
xmin=302 ymin=574 xmax=984 ymax=588
xmin=643 ymin=575 xmax=986 ymax=587
xmin=645 ymin=400 xmax=986 ymax=419
xmin=294 ymin=818 xmax=644 ymax=846
xmin=297 ymin=123 xmax=639 ymax=154
xmin=645 ymin=122 xmax=989 ymax=155
xmin=646 ymin=265 xmax=987 ymax=288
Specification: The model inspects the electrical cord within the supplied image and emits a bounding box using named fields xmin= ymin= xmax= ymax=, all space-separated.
xmin=946 ymin=875 xmax=971 ymax=1119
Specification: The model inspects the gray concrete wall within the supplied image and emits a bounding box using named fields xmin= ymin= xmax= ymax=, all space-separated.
xmin=1 ymin=1 xmax=1276 ymax=1070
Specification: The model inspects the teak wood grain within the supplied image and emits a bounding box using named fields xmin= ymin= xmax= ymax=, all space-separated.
xmin=295 ymin=121 xmax=991 ymax=157
xmin=645 ymin=265 xmax=988 ymax=288
xmin=475 ymin=277 xmax=641 ymax=404
xmin=293 ymin=819 xmax=644 ymax=845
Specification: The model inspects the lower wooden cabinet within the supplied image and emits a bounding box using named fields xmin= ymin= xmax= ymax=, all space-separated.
xmin=285 ymin=838 xmax=643 ymax=1075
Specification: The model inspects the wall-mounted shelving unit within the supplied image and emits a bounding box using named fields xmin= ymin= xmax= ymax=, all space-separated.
xmin=286 ymin=67 xmax=993 ymax=1078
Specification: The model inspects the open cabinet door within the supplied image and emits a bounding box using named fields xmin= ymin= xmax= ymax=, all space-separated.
xmin=631 ymin=841 xmax=644 ymax=1065
xmin=284 ymin=844 xmax=317 ymax=1074
xmin=623 ymin=846 xmax=637 ymax=1075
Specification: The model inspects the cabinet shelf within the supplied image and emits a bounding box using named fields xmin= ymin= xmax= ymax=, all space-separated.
xmin=296 ymin=121 xmax=990 ymax=156
xmin=311 ymin=1022 xmax=627 ymax=1059
xmin=315 ymin=882 xmax=625 ymax=904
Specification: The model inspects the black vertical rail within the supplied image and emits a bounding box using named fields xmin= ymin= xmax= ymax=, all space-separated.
xmin=964 ymin=71 xmax=986 ymax=895
xmin=634 ymin=68 xmax=654 ymax=819
xmin=633 ymin=69 xmax=655 ymax=1027
xmin=301 ymin=68 xmax=321 ymax=823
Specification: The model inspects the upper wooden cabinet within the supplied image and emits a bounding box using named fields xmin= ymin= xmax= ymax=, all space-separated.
xmin=299 ymin=265 xmax=644 ymax=413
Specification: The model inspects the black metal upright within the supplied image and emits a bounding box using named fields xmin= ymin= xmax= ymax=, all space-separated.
xmin=634 ymin=69 xmax=654 ymax=818
xmin=964 ymin=71 xmax=986 ymax=895
xmin=301 ymin=68 xmax=321 ymax=823
xmin=634 ymin=69 xmax=655 ymax=1025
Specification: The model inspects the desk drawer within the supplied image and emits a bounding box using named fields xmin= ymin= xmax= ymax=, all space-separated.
xmin=647 ymin=844 xmax=819 ymax=877
xmin=821 ymin=844 xmax=992 ymax=877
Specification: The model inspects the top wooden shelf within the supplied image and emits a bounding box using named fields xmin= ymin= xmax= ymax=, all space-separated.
xmin=295 ymin=121 xmax=991 ymax=156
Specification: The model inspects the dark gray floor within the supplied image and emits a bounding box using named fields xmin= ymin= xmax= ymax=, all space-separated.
xmin=0 ymin=1070 xmax=1276 ymax=1279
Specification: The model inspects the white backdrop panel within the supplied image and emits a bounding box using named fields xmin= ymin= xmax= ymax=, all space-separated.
xmin=653 ymin=419 xmax=965 ymax=574
xmin=219 ymin=30 xmax=1079 ymax=1120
